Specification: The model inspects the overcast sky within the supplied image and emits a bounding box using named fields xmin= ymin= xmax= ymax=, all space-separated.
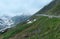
xmin=0 ymin=0 xmax=52 ymax=17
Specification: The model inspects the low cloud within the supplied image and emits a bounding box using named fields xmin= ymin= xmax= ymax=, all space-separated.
xmin=0 ymin=0 xmax=52 ymax=17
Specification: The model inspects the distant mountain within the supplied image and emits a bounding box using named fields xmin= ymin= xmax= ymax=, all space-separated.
xmin=0 ymin=16 xmax=14 ymax=32
xmin=0 ymin=15 xmax=31 ymax=32
xmin=12 ymin=15 xmax=31 ymax=24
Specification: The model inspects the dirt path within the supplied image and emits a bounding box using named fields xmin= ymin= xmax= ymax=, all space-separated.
xmin=0 ymin=35 xmax=3 ymax=39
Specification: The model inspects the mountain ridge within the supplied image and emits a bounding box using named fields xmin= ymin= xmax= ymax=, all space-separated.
xmin=36 ymin=0 xmax=60 ymax=15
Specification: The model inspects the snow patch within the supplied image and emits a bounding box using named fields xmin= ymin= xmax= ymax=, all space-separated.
xmin=33 ymin=19 xmax=36 ymax=21
xmin=27 ymin=21 xmax=32 ymax=24
xmin=0 ymin=16 xmax=14 ymax=32
xmin=27 ymin=19 xmax=37 ymax=24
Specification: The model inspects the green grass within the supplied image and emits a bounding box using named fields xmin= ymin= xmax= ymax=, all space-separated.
xmin=2 ymin=17 xmax=42 ymax=39
xmin=2 ymin=21 xmax=35 ymax=39
xmin=26 ymin=17 xmax=60 ymax=39
xmin=46 ymin=4 xmax=60 ymax=15
xmin=1 ymin=16 xmax=46 ymax=39
xmin=36 ymin=0 xmax=60 ymax=16
xmin=2 ymin=16 xmax=60 ymax=39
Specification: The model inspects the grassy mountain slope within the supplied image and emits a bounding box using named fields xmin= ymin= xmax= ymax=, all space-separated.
xmin=1 ymin=0 xmax=60 ymax=39
xmin=36 ymin=0 xmax=60 ymax=15
xmin=3 ymin=16 xmax=60 ymax=39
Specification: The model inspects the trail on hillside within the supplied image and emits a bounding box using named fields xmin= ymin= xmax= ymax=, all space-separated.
xmin=36 ymin=14 xmax=60 ymax=18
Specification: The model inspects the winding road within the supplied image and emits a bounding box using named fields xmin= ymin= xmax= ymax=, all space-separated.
xmin=35 ymin=14 xmax=60 ymax=18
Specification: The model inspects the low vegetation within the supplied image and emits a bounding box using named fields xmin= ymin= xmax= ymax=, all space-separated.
xmin=0 ymin=0 xmax=60 ymax=39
